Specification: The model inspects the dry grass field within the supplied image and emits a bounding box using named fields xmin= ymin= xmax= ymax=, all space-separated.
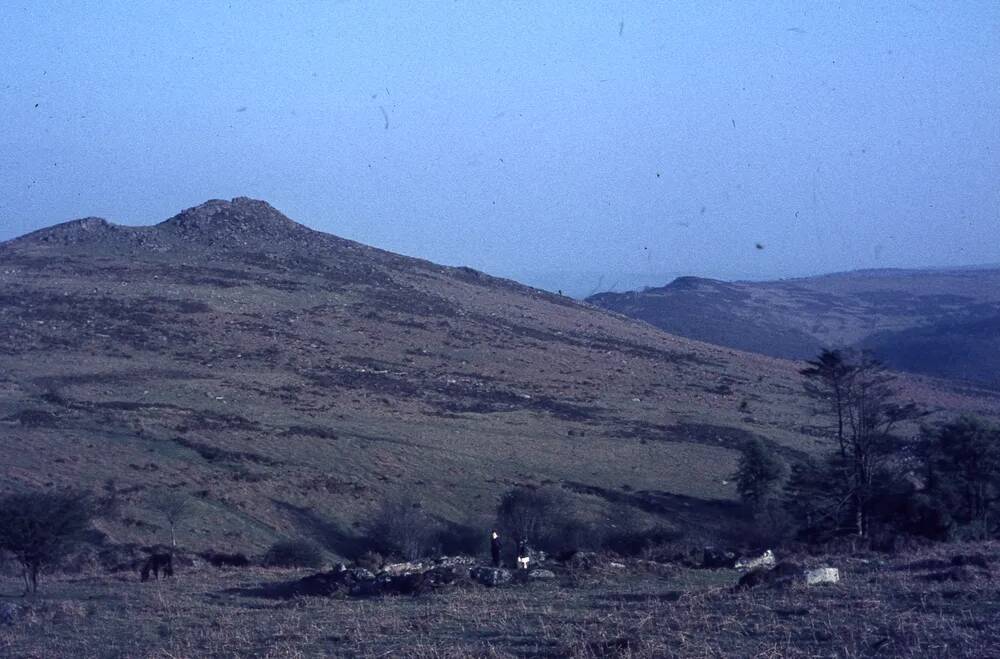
xmin=2 ymin=542 xmax=998 ymax=658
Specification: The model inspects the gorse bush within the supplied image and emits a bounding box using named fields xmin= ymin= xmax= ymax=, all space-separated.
xmin=263 ymin=539 xmax=324 ymax=568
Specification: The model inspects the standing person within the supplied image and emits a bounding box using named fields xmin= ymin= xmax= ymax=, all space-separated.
xmin=490 ymin=530 xmax=502 ymax=567
xmin=517 ymin=538 xmax=530 ymax=570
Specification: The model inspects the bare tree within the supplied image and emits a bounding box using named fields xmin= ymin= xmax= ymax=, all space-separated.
xmin=148 ymin=490 xmax=191 ymax=549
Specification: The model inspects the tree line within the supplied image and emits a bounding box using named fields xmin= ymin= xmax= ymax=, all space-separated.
xmin=735 ymin=348 xmax=1000 ymax=546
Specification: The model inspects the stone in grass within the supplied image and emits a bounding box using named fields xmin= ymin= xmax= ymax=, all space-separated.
xmin=735 ymin=549 xmax=775 ymax=572
xmin=470 ymin=566 xmax=511 ymax=587
xmin=805 ymin=567 xmax=840 ymax=586
xmin=528 ymin=569 xmax=556 ymax=579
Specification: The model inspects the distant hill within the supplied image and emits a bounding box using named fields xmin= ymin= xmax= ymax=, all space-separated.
xmin=1 ymin=199 xmax=996 ymax=556
xmin=587 ymin=268 xmax=1000 ymax=389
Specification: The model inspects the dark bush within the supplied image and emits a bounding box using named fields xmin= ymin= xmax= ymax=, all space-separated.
xmin=923 ymin=416 xmax=1000 ymax=539
xmin=201 ymin=551 xmax=252 ymax=568
xmin=496 ymin=486 xmax=595 ymax=554
xmin=435 ymin=522 xmax=485 ymax=557
xmin=0 ymin=489 xmax=94 ymax=593
xmin=365 ymin=495 xmax=439 ymax=560
xmin=734 ymin=439 xmax=787 ymax=511
xmin=263 ymin=539 xmax=324 ymax=568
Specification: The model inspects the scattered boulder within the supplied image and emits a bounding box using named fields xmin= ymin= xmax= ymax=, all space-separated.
xmin=565 ymin=552 xmax=601 ymax=570
xmin=381 ymin=560 xmax=428 ymax=577
xmin=528 ymin=569 xmax=556 ymax=580
xmin=434 ymin=555 xmax=477 ymax=569
xmin=471 ymin=566 xmax=511 ymax=587
xmin=424 ymin=563 xmax=470 ymax=586
xmin=735 ymin=549 xmax=775 ymax=572
xmin=347 ymin=567 xmax=376 ymax=582
xmin=805 ymin=567 xmax=840 ymax=586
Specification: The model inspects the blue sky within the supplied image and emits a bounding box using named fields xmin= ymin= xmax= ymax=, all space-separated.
xmin=2 ymin=2 xmax=998 ymax=294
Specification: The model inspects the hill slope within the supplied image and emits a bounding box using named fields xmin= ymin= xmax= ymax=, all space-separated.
xmin=2 ymin=199 xmax=996 ymax=556
xmin=587 ymin=268 xmax=1000 ymax=389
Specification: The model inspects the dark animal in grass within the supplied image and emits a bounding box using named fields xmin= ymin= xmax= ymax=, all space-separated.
xmin=140 ymin=553 xmax=174 ymax=581
xmin=200 ymin=551 xmax=251 ymax=568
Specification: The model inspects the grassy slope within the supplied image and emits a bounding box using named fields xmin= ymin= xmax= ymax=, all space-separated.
xmin=1 ymin=201 xmax=997 ymax=556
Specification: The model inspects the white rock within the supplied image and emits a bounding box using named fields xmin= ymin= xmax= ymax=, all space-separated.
xmin=380 ymin=561 xmax=427 ymax=577
xmin=735 ymin=549 xmax=775 ymax=572
xmin=528 ymin=569 xmax=556 ymax=579
xmin=805 ymin=567 xmax=839 ymax=585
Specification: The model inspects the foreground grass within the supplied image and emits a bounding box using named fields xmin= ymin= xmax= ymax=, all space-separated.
xmin=1 ymin=545 xmax=998 ymax=658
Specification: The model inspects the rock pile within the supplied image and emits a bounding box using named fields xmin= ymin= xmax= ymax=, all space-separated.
xmin=280 ymin=556 xmax=517 ymax=598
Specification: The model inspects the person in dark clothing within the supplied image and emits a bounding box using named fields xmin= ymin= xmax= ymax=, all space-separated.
xmin=490 ymin=530 xmax=502 ymax=567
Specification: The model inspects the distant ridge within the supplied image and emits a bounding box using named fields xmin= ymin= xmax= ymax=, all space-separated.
xmin=588 ymin=266 xmax=1000 ymax=389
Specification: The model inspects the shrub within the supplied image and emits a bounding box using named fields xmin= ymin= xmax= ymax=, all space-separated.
xmin=734 ymin=439 xmax=787 ymax=512
xmin=435 ymin=522 xmax=486 ymax=557
xmin=366 ymin=495 xmax=439 ymax=560
xmin=923 ymin=416 xmax=1000 ymax=539
xmin=0 ymin=489 xmax=94 ymax=593
xmin=263 ymin=539 xmax=324 ymax=568
xmin=495 ymin=486 xmax=593 ymax=554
